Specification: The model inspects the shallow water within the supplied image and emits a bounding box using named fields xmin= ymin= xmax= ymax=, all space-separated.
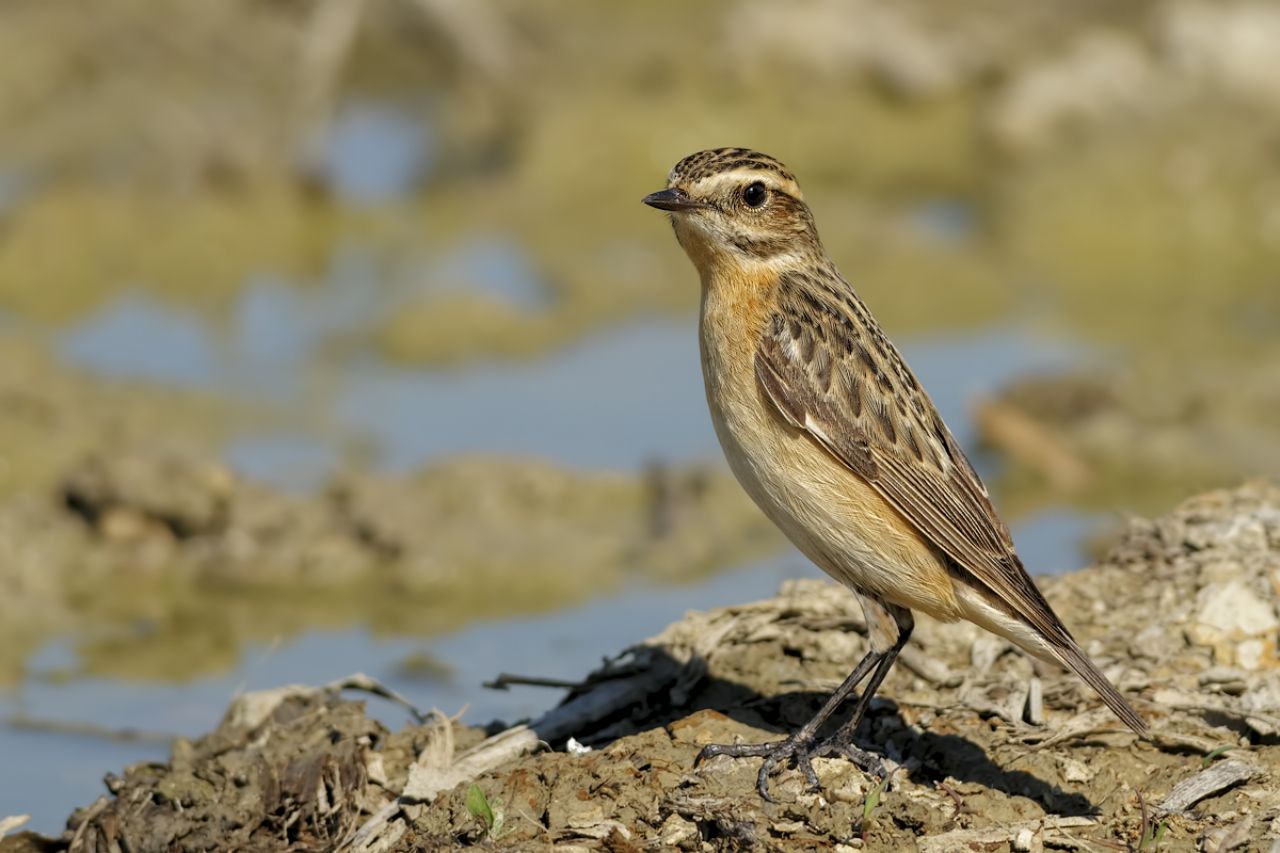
xmin=333 ymin=320 xmax=1071 ymax=473
xmin=58 ymin=288 xmax=1080 ymax=475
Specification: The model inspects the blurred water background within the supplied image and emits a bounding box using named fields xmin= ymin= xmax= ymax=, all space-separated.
xmin=1 ymin=0 xmax=1278 ymax=833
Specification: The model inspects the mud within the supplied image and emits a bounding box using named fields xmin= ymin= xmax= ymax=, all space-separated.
xmin=978 ymin=359 xmax=1280 ymax=517
xmin=0 ymin=337 xmax=239 ymax=501
xmin=9 ymin=0 xmax=1278 ymax=365
xmin=17 ymin=481 xmax=1278 ymax=851
xmin=0 ymin=421 xmax=777 ymax=685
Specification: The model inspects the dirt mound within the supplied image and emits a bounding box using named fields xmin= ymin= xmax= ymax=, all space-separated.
xmin=20 ymin=482 xmax=1280 ymax=851
xmin=0 ymin=443 xmax=776 ymax=684
xmin=978 ymin=365 xmax=1280 ymax=515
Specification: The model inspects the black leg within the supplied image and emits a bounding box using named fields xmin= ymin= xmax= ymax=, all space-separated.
xmin=812 ymin=622 xmax=912 ymax=780
xmin=695 ymin=647 xmax=883 ymax=801
xmin=694 ymin=595 xmax=914 ymax=801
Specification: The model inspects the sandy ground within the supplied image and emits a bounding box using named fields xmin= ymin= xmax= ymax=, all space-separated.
xmin=9 ymin=481 xmax=1277 ymax=851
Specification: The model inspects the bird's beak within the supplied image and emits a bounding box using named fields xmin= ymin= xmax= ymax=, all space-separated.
xmin=642 ymin=188 xmax=708 ymax=212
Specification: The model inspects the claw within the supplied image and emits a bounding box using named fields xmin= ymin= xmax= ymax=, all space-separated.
xmin=756 ymin=756 xmax=779 ymax=802
xmin=815 ymin=737 xmax=894 ymax=788
xmin=694 ymin=734 xmax=832 ymax=801
xmin=796 ymin=752 xmax=821 ymax=790
xmin=694 ymin=729 xmax=894 ymax=800
xmin=843 ymin=744 xmax=891 ymax=783
xmin=694 ymin=736 xmax=818 ymax=801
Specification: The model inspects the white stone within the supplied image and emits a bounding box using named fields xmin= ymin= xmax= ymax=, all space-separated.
xmin=0 ymin=816 xmax=31 ymax=838
xmin=658 ymin=814 xmax=698 ymax=847
xmin=1058 ymin=756 xmax=1094 ymax=784
xmin=1235 ymin=639 xmax=1269 ymax=671
xmin=1190 ymin=581 xmax=1278 ymax=645
xmin=1162 ymin=1 xmax=1280 ymax=106
xmin=990 ymin=32 xmax=1156 ymax=151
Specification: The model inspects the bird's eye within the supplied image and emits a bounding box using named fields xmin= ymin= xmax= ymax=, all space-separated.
xmin=742 ymin=181 xmax=768 ymax=208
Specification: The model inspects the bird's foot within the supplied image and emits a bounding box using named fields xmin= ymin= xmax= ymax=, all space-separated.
xmin=695 ymin=735 xmax=823 ymax=803
xmin=814 ymin=733 xmax=894 ymax=789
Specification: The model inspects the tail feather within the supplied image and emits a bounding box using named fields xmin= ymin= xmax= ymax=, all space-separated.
xmin=953 ymin=579 xmax=1149 ymax=736
xmin=1051 ymin=635 xmax=1150 ymax=737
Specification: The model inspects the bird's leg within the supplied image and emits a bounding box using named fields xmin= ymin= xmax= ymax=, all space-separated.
xmin=815 ymin=599 xmax=914 ymax=782
xmin=812 ymin=643 xmax=902 ymax=779
xmin=694 ymin=594 xmax=915 ymax=801
xmin=695 ymin=647 xmax=882 ymax=801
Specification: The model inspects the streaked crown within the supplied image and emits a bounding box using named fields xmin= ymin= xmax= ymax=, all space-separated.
xmin=647 ymin=148 xmax=819 ymax=267
xmin=668 ymin=148 xmax=798 ymax=189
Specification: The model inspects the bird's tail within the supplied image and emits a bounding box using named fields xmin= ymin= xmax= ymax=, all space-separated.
xmin=1049 ymin=633 xmax=1150 ymax=737
xmin=953 ymin=581 xmax=1149 ymax=736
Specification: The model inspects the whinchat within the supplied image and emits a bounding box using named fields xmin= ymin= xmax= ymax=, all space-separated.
xmin=643 ymin=148 xmax=1148 ymax=800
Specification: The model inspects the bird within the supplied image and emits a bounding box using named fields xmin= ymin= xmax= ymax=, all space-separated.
xmin=642 ymin=147 xmax=1148 ymax=800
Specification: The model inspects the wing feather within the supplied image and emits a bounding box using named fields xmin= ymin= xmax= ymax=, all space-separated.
xmin=756 ymin=271 xmax=1148 ymax=735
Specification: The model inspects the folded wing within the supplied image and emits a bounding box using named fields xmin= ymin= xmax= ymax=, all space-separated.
xmin=755 ymin=270 xmax=1148 ymax=736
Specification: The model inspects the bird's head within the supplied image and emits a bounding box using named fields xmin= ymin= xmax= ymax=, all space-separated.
xmin=643 ymin=148 xmax=820 ymax=277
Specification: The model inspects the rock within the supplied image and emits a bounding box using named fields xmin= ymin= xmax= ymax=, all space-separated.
xmin=1235 ymin=638 xmax=1276 ymax=672
xmin=1011 ymin=826 xmax=1039 ymax=852
xmin=1188 ymin=580 xmax=1279 ymax=648
xmin=1161 ymin=1 xmax=1280 ymax=106
xmin=1056 ymin=755 xmax=1093 ymax=784
xmin=656 ymin=813 xmax=698 ymax=848
xmin=1201 ymin=814 xmax=1254 ymax=853
xmin=723 ymin=0 xmax=972 ymax=96
xmin=990 ymin=31 xmax=1158 ymax=152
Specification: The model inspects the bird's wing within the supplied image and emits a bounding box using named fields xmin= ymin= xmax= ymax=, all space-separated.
xmin=755 ymin=271 xmax=1147 ymax=734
